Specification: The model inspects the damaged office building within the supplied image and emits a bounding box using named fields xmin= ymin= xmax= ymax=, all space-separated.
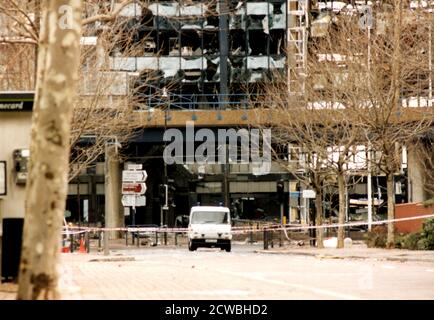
xmin=99 ymin=0 xmax=295 ymax=227
xmin=109 ymin=0 xmax=287 ymax=109
xmin=64 ymin=0 xmax=432 ymax=229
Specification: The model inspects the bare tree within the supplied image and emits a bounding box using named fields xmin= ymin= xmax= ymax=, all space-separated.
xmin=255 ymin=1 xmax=433 ymax=249
xmin=2 ymin=0 xmax=144 ymax=300
xmin=1 ymin=1 xmax=157 ymax=180
xmin=335 ymin=2 xmax=434 ymax=247
xmin=254 ymin=71 xmax=364 ymax=248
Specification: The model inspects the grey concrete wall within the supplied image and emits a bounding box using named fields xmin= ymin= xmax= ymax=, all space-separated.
xmin=407 ymin=146 xmax=427 ymax=203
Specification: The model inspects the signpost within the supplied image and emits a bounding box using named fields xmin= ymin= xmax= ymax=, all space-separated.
xmin=122 ymin=170 xmax=148 ymax=182
xmin=122 ymin=165 xmax=147 ymax=226
xmin=122 ymin=183 xmax=147 ymax=195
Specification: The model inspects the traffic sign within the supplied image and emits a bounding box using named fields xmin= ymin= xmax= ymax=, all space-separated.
xmin=122 ymin=183 xmax=147 ymax=195
xmin=122 ymin=195 xmax=146 ymax=207
xmin=302 ymin=190 xmax=316 ymax=199
xmin=122 ymin=170 xmax=147 ymax=182
xmin=126 ymin=163 xmax=142 ymax=170
xmin=135 ymin=196 xmax=146 ymax=207
xmin=122 ymin=195 xmax=136 ymax=206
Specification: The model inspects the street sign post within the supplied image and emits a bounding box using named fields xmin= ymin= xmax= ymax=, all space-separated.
xmin=122 ymin=195 xmax=147 ymax=207
xmin=126 ymin=163 xmax=143 ymax=170
xmin=121 ymin=166 xmax=147 ymax=226
xmin=122 ymin=183 xmax=146 ymax=195
xmin=122 ymin=195 xmax=136 ymax=207
xmin=122 ymin=170 xmax=148 ymax=182
xmin=135 ymin=196 xmax=146 ymax=207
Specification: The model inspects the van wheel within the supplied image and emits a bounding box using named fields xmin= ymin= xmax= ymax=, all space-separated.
xmin=225 ymin=243 xmax=231 ymax=252
xmin=188 ymin=240 xmax=196 ymax=251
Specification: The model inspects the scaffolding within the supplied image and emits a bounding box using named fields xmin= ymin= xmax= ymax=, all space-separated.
xmin=287 ymin=0 xmax=309 ymax=95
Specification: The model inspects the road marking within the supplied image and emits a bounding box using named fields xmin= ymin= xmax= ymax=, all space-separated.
xmin=382 ymin=265 xmax=396 ymax=269
xmin=217 ymin=270 xmax=360 ymax=300
xmin=426 ymin=269 xmax=434 ymax=272
xmin=189 ymin=290 xmax=250 ymax=296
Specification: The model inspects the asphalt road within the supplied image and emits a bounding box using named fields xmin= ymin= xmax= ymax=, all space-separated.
xmin=57 ymin=244 xmax=434 ymax=300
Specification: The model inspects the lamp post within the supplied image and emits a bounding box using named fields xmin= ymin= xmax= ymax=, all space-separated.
xmin=161 ymin=88 xmax=169 ymax=226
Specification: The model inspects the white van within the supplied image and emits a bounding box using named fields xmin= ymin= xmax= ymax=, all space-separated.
xmin=188 ymin=206 xmax=232 ymax=252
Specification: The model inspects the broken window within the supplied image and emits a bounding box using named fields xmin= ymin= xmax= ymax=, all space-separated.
xmin=248 ymin=30 xmax=268 ymax=55
xmin=230 ymin=30 xmax=246 ymax=55
xmin=180 ymin=30 xmax=202 ymax=56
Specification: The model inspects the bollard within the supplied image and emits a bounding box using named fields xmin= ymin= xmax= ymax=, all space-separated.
xmin=175 ymin=233 xmax=178 ymax=246
xmin=249 ymin=222 xmax=253 ymax=244
xmin=98 ymin=231 xmax=102 ymax=249
xmin=125 ymin=231 xmax=128 ymax=247
xmin=70 ymin=234 xmax=74 ymax=253
xmin=137 ymin=231 xmax=140 ymax=247
xmin=263 ymin=228 xmax=268 ymax=250
xmin=103 ymin=230 xmax=109 ymax=255
xmin=164 ymin=231 xmax=167 ymax=246
xmin=85 ymin=232 xmax=90 ymax=253
xmin=155 ymin=231 xmax=158 ymax=246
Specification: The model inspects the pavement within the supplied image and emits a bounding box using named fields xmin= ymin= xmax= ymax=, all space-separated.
xmin=1 ymin=242 xmax=434 ymax=300
xmin=256 ymin=243 xmax=434 ymax=263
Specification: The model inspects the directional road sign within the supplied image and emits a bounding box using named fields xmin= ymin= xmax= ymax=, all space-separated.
xmin=122 ymin=183 xmax=146 ymax=195
xmin=122 ymin=195 xmax=146 ymax=207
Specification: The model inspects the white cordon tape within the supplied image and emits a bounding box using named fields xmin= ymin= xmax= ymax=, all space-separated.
xmin=62 ymin=230 xmax=88 ymax=236
xmin=61 ymin=213 xmax=434 ymax=235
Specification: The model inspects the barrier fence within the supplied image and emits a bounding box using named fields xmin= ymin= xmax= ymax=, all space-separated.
xmin=61 ymin=213 xmax=434 ymax=252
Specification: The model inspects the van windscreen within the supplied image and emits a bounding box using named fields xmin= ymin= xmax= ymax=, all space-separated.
xmin=191 ymin=211 xmax=229 ymax=224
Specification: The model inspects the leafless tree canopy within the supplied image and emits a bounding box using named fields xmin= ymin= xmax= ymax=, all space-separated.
xmin=254 ymin=1 xmax=434 ymax=247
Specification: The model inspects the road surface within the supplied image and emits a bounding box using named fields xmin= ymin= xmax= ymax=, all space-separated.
xmin=56 ymin=244 xmax=434 ymax=300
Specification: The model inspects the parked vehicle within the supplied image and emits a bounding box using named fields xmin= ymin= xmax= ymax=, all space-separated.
xmin=188 ymin=206 xmax=232 ymax=252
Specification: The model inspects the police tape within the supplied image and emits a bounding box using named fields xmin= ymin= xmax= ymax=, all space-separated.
xmin=61 ymin=213 xmax=434 ymax=235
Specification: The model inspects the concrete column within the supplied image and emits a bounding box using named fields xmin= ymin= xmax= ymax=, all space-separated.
xmin=407 ymin=146 xmax=426 ymax=203
xmin=104 ymin=145 xmax=122 ymax=239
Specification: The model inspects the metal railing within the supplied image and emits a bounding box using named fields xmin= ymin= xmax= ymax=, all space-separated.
xmin=135 ymin=92 xmax=267 ymax=111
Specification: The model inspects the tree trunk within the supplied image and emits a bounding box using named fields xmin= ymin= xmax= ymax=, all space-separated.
xmin=17 ymin=0 xmax=82 ymax=300
xmin=105 ymin=145 xmax=122 ymax=239
xmin=314 ymin=190 xmax=324 ymax=248
xmin=337 ymin=172 xmax=346 ymax=248
xmin=386 ymin=173 xmax=395 ymax=248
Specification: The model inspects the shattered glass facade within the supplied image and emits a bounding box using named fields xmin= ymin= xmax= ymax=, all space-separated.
xmin=110 ymin=1 xmax=287 ymax=110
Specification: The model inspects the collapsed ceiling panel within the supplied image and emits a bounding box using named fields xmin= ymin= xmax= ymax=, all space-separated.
xmin=181 ymin=57 xmax=207 ymax=70
xmin=110 ymin=57 xmax=137 ymax=71
xmin=117 ymin=3 xmax=142 ymax=17
xmin=148 ymin=3 xmax=207 ymax=17
xmin=246 ymin=2 xmax=271 ymax=15
xmin=179 ymin=4 xmax=206 ymax=16
xmin=247 ymin=56 xmax=269 ymax=69
xmin=136 ymin=57 xmax=159 ymax=70
xmin=148 ymin=3 xmax=179 ymax=16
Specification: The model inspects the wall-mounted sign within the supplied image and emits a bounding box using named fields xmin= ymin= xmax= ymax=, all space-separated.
xmin=302 ymin=190 xmax=316 ymax=199
xmin=0 ymin=161 xmax=6 ymax=195
xmin=0 ymin=92 xmax=34 ymax=112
